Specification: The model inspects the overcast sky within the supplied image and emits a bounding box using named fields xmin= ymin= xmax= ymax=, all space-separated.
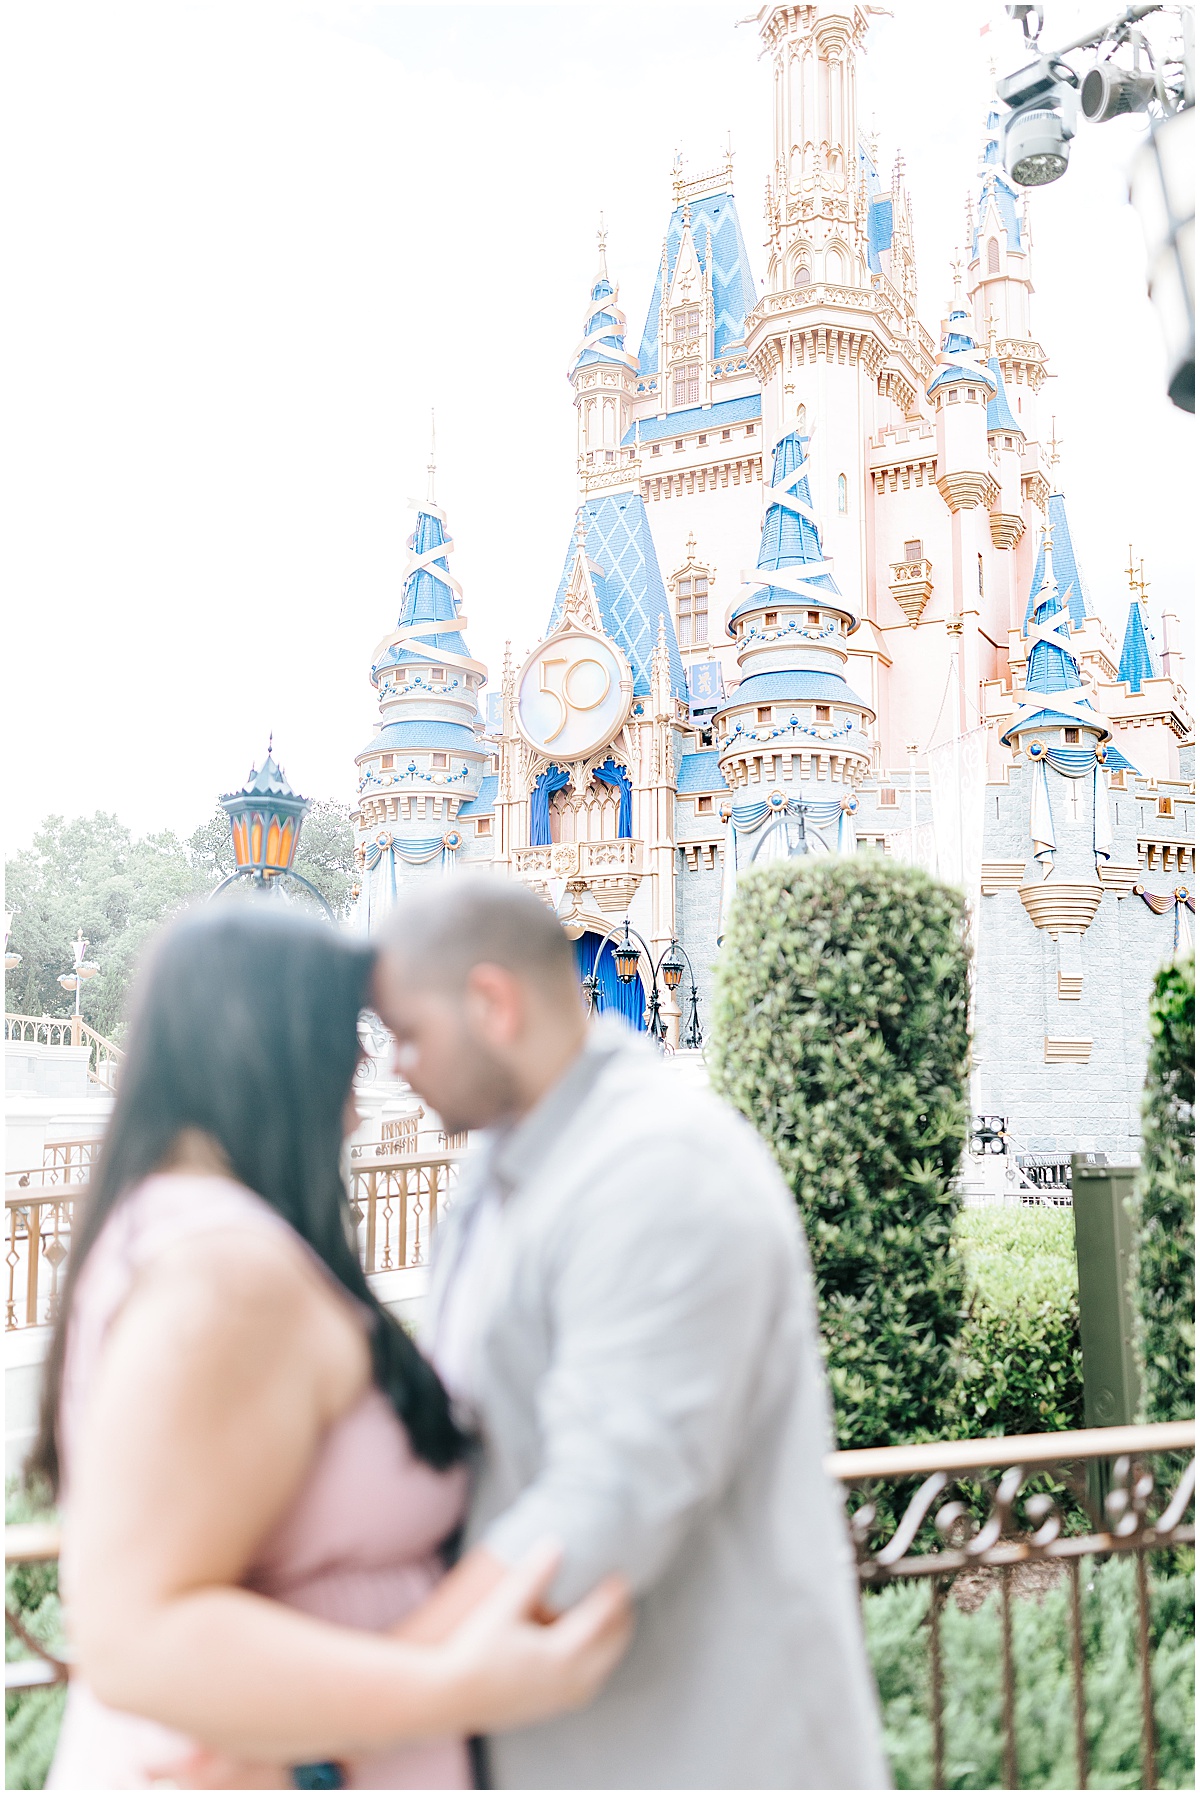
xmin=3 ymin=0 xmax=1194 ymax=851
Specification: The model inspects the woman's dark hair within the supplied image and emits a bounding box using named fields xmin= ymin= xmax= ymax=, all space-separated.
xmin=29 ymin=902 xmax=465 ymax=1493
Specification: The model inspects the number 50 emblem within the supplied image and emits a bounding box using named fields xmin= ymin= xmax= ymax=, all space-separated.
xmin=515 ymin=629 xmax=633 ymax=760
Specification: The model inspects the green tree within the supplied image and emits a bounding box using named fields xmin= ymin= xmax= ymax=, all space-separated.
xmin=710 ymin=857 xmax=972 ymax=1450
xmin=4 ymin=814 xmax=213 ymax=1040
xmin=1130 ymin=952 xmax=1195 ymax=1423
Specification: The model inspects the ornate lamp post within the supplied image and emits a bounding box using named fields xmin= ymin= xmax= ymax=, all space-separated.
xmin=57 ymin=929 xmax=101 ymax=1038
xmin=213 ymin=742 xmax=334 ymax=920
xmin=583 ymin=918 xmax=703 ymax=1050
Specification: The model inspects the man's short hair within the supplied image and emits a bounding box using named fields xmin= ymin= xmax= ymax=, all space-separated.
xmin=380 ymin=877 xmax=578 ymax=996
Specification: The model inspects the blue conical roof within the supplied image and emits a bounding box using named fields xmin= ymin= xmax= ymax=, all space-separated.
xmin=927 ymin=308 xmax=998 ymax=398
xmin=1118 ymin=600 xmax=1156 ymax=693
xmin=378 ymin=503 xmax=469 ymax=664
xmin=572 ymin=264 xmax=636 ymax=375
xmin=973 ymin=106 xmax=1023 ymax=256
xmin=1023 ymin=493 xmax=1087 ymax=631
xmin=728 ymin=430 xmax=852 ymax=628
xmin=986 ymin=355 xmax=1022 ymax=432
xmin=1025 ymin=547 xmax=1084 ymax=696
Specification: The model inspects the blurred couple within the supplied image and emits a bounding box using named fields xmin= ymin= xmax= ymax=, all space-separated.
xmin=35 ymin=881 xmax=887 ymax=1791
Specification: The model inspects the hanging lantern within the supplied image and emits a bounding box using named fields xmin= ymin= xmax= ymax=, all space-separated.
xmin=660 ymin=941 xmax=686 ymax=992
xmin=220 ymin=744 xmax=311 ymax=880
xmin=611 ymin=924 xmax=641 ymax=986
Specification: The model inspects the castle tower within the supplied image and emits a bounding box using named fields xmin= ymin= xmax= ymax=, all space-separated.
xmin=716 ymin=424 xmax=873 ymax=884
xmin=965 ymin=105 xmax=1047 ymax=432
xmin=352 ymin=452 xmax=492 ymax=926
xmin=571 ymin=226 xmax=640 ymax=491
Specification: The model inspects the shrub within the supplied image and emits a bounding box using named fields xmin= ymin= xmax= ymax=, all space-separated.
xmin=710 ymin=857 xmax=971 ymax=1449
xmin=865 ymin=1554 xmax=1195 ymax=1789
xmin=5 ymin=1485 xmax=65 ymax=1792
xmin=1130 ymin=953 xmax=1195 ymax=1423
xmin=956 ymin=1208 xmax=1083 ymax=1438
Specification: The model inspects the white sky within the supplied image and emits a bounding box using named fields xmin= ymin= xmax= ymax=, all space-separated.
xmin=3 ymin=0 xmax=1194 ymax=849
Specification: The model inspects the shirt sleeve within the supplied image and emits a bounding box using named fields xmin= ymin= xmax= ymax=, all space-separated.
xmin=480 ymin=1135 xmax=789 ymax=1608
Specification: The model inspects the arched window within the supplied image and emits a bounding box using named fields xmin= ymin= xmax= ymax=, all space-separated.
xmin=825 ymin=244 xmax=847 ymax=284
xmin=837 ymin=473 xmax=848 ymax=513
xmin=671 ymin=542 xmax=713 ymax=647
xmin=987 ymin=238 xmax=1001 ymax=275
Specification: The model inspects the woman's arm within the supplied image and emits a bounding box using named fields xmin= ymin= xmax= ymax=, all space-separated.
xmin=67 ymin=1231 xmax=629 ymax=1759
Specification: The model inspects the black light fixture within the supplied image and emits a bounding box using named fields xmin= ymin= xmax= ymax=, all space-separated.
xmin=660 ymin=941 xmax=686 ymax=991
xmin=611 ymin=923 xmax=642 ymax=985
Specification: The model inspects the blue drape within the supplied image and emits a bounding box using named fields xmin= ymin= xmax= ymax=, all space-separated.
xmin=590 ymin=759 xmax=633 ymax=838
xmin=575 ymin=931 xmax=646 ymax=1032
xmin=530 ymin=765 xmax=571 ymax=846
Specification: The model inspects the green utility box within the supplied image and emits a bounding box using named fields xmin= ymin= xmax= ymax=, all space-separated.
xmin=1072 ymin=1154 xmax=1142 ymax=1521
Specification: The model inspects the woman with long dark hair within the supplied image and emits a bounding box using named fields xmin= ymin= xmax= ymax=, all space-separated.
xmin=31 ymin=904 xmax=629 ymax=1790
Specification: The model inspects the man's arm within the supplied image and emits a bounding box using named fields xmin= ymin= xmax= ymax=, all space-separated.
xmin=479 ymin=1132 xmax=786 ymax=1611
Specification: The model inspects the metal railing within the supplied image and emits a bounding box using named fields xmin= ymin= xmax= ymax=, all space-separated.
xmin=5 ymin=1013 xmax=124 ymax=1092
xmin=830 ymin=1421 xmax=1196 ymax=1790
xmin=4 ymin=1146 xmax=463 ymax=1330
xmin=8 ymin=1420 xmax=1193 ymax=1756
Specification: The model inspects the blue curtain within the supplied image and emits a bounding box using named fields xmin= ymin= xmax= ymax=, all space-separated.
xmin=530 ymin=765 xmax=571 ymax=846
xmin=574 ymin=931 xmax=646 ymax=1032
xmin=590 ymin=759 xmax=633 ymax=838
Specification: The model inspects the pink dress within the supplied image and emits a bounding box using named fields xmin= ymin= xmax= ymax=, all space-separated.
xmin=47 ymin=1172 xmax=471 ymax=1791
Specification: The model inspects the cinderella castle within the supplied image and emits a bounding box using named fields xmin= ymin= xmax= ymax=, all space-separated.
xmin=350 ymin=1 xmax=1194 ymax=1170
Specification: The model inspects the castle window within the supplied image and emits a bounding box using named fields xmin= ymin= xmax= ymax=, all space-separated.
xmin=815 ymin=705 xmax=831 ymax=724
xmin=696 ymin=795 xmax=713 ymax=815
xmin=491 ymin=754 xmax=500 ymax=771
xmin=1063 ymin=729 xmax=1079 ymax=745
xmin=878 ymin=787 xmax=898 ymax=807
xmin=475 ymin=817 xmax=492 ymax=836
xmin=764 ymin=611 xmax=778 ymax=628
xmin=904 ymin=539 xmax=923 ymax=563
xmin=757 ymin=706 xmax=772 ymax=724
xmin=673 ymin=362 xmax=700 ymax=407
xmin=672 ymin=306 xmax=700 ymax=343
xmin=651 ymin=443 xmax=661 ymax=456
xmin=807 ymin=609 xmax=820 ymax=625
xmin=837 ymin=473 xmax=847 ymax=512
xmin=698 ymin=433 xmax=707 ymax=446
xmin=430 ymin=667 xmax=445 ymax=681
xmin=987 ymin=238 xmax=1000 ymax=275
xmin=432 ymin=752 xmax=448 ymax=770
xmin=676 ymin=572 xmax=710 ymax=646
xmin=722 ymin=428 xmax=731 ymax=441
xmin=745 ymin=424 xmax=756 ymax=436
xmin=380 ymin=754 xmax=394 ymax=770
xmin=675 ymin=438 xmax=684 ymax=450
xmin=1158 ymin=796 xmax=1174 ymax=817
xmin=1109 ymin=769 xmax=1126 ymax=789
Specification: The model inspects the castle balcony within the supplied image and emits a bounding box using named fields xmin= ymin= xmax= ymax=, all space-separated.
xmin=513 ymin=839 xmax=644 ymax=913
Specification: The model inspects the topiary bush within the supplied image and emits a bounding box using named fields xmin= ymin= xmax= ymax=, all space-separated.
xmin=956 ymin=1208 xmax=1084 ymax=1438
xmin=1130 ymin=953 xmax=1194 ymax=1424
xmin=710 ymin=857 xmax=972 ymax=1450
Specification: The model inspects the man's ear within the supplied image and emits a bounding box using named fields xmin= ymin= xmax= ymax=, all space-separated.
xmin=463 ymin=962 xmax=525 ymax=1048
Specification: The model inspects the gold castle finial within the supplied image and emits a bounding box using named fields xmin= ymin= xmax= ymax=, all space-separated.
xmin=986 ymin=313 xmax=998 ymax=356
xmin=950 ymin=253 xmax=964 ymax=307
xmin=1126 ymin=544 xmax=1150 ymax=605
xmin=427 ymin=409 xmax=437 ymax=504
xmin=596 ymin=212 xmax=608 ymax=280
xmin=1046 ymin=415 xmax=1061 ymax=469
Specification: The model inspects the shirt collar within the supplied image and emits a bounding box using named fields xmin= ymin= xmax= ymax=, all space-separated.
xmin=483 ymin=1016 xmax=637 ymax=1197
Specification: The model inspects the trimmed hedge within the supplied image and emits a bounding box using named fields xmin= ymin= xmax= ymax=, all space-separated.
xmin=1130 ymin=953 xmax=1195 ymax=1424
xmin=711 ymin=857 xmax=972 ymax=1449
xmin=5 ymin=1485 xmax=65 ymax=1792
xmin=956 ymin=1208 xmax=1083 ymax=1438
xmin=867 ymin=1554 xmax=1195 ymax=1789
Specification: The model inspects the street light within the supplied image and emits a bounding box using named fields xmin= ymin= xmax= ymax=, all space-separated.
xmin=586 ymin=919 xmax=704 ymax=1050
xmin=57 ymin=929 xmax=100 ymax=1017
xmin=213 ymin=742 xmax=334 ymax=920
